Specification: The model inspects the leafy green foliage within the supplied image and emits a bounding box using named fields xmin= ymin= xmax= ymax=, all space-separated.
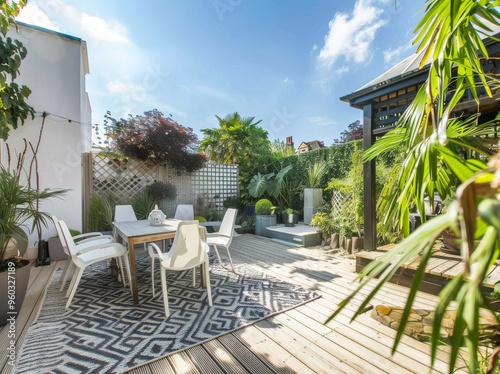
xmin=0 ymin=166 xmax=67 ymax=264
xmin=89 ymin=194 xmax=115 ymax=232
xmin=333 ymin=120 xmax=363 ymax=144
xmin=0 ymin=0 xmax=35 ymax=140
xmin=104 ymin=110 xmax=206 ymax=172
xmin=270 ymin=139 xmax=295 ymax=159
xmin=333 ymin=2 xmax=500 ymax=373
xmin=311 ymin=210 xmax=338 ymax=241
xmin=132 ymin=190 xmax=156 ymax=220
xmin=247 ymin=165 xmax=292 ymax=199
xmin=200 ymin=112 xmax=272 ymax=203
xmin=255 ymin=199 xmax=273 ymax=215
xmin=306 ymin=161 xmax=327 ymax=189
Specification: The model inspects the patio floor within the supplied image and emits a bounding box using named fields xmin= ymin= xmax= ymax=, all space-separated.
xmin=1 ymin=235 xmax=469 ymax=374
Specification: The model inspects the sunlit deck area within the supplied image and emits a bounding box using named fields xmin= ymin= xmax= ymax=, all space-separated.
xmin=1 ymin=235 xmax=469 ymax=374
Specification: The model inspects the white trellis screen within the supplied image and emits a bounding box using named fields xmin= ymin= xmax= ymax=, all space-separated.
xmin=332 ymin=189 xmax=348 ymax=219
xmin=88 ymin=152 xmax=239 ymax=221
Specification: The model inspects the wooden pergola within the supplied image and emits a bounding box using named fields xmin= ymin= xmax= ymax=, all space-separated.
xmin=340 ymin=34 xmax=500 ymax=251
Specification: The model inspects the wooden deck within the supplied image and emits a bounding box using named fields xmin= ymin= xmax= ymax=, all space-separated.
xmin=1 ymin=235 xmax=470 ymax=374
xmin=356 ymin=243 xmax=500 ymax=295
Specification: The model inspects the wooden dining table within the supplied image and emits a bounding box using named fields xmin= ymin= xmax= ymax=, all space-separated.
xmin=113 ymin=219 xmax=207 ymax=305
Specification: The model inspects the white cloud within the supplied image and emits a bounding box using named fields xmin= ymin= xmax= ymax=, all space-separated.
xmin=80 ymin=13 xmax=130 ymax=44
xmin=318 ymin=0 xmax=388 ymax=68
xmin=309 ymin=116 xmax=337 ymax=126
xmin=19 ymin=0 xmax=130 ymax=44
xmin=336 ymin=66 xmax=349 ymax=75
xmin=283 ymin=77 xmax=289 ymax=83
xmin=383 ymin=42 xmax=413 ymax=66
xmin=17 ymin=2 xmax=61 ymax=31
xmin=311 ymin=43 xmax=318 ymax=53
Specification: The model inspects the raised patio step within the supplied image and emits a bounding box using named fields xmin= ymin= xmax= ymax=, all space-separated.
xmin=265 ymin=224 xmax=322 ymax=247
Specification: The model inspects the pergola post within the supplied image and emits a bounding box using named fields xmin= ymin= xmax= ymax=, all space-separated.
xmin=363 ymin=103 xmax=377 ymax=250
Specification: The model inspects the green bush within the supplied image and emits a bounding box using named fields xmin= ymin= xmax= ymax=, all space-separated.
xmin=255 ymin=199 xmax=273 ymax=215
xmin=145 ymin=181 xmax=177 ymax=202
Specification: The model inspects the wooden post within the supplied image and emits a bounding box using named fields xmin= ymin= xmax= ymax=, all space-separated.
xmin=363 ymin=104 xmax=377 ymax=250
xmin=82 ymin=152 xmax=92 ymax=233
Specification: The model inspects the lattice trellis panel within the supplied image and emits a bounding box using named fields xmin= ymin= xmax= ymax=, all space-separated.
xmin=92 ymin=153 xmax=158 ymax=204
xmin=91 ymin=153 xmax=239 ymax=218
xmin=332 ymin=189 xmax=348 ymax=219
xmin=162 ymin=161 xmax=239 ymax=218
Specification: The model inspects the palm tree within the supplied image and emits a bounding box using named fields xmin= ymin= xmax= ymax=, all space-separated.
xmin=201 ymin=112 xmax=268 ymax=164
xmin=333 ymin=1 xmax=500 ymax=372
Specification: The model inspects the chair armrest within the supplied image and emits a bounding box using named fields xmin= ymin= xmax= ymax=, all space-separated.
xmin=73 ymin=232 xmax=103 ymax=241
xmin=76 ymin=235 xmax=114 ymax=245
xmin=207 ymin=232 xmax=231 ymax=238
xmin=148 ymin=243 xmax=164 ymax=259
xmin=75 ymin=237 xmax=115 ymax=254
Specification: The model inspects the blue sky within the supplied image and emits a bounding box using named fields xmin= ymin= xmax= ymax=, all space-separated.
xmin=18 ymin=0 xmax=425 ymax=146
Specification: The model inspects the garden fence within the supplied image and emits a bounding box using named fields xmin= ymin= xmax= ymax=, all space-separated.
xmin=83 ymin=151 xmax=238 ymax=231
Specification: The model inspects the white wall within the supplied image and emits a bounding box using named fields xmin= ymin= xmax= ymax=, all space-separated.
xmin=0 ymin=23 xmax=90 ymax=250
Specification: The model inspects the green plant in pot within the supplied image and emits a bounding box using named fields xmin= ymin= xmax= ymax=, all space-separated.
xmin=0 ymin=166 xmax=66 ymax=325
xmin=282 ymin=208 xmax=299 ymax=227
xmin=303 ymin=161 xmax=326 ymax=224
xmin=254 ymin=198 xmax=276 ymax=236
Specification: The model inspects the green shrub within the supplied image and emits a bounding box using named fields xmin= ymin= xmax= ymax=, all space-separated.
xmin=145 ymin=181 xmax=177 ymax=202
xmin=255 ymin=199 xmax=273 ymax=215
xmin=195 ymin=215 xmax=207 ymax=223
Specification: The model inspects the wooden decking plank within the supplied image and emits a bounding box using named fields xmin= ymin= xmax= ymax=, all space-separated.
xmin=484 ymin=265 xmax=500 ymax=288
xmin=202 ymin=340 xmax=250 ymax=374
xmin=186 ymin=345 xmax=225 ymax=374
xmin=218 ymin=333 xmax=277 ymax=374
xmin=233 ymin=325 xmax=317 ymax=374
xmin=126 ymin=365 xmax=153 ymax=374
xmin=442 ymin=261 xmax=466 ymax=279
xmin=255 ymin=318 xmax=353 ymax=374
xmin=355 ymin=251 xmax=386 ymax=260
xmin=273 ymin=308 xmax=410 ymax=374
xmin=428 ymin=259 xmax=462 ymax=276
xmin=232 ymin=239 xmax=466 ymax=364
xmin=168 ymin=351 xmax=201 ymax=374
xmin=233 ymin=242 xmax=436 ymax=311
xmin=0 ymin=260 xmax=58 ymax=374
xmin=296 ymin=302 xmax=454 ymax=374
xmin=147 ymin=359 xmax=176 ymax=374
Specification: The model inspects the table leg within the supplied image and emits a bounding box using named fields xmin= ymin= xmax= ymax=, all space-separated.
xmin=200 ymin=263 xmax=207 ymax=289
xmin=127 ymin=238 xmax=139 ymax=305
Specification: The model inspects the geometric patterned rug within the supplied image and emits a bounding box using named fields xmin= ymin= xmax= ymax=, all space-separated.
xmin=14 ymin=250 xmax=319 ymax=374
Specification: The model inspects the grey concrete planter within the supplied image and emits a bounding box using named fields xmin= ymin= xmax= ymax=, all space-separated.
xmin=304 ymin=188 xmax=323 ymax=224
xmin=0 ymin=259 xmax=31 ymax=326
xmin=48 ymin=237 xmax=68 ymax=261
xmin=255 ymin=214 xmax=276 ymax=237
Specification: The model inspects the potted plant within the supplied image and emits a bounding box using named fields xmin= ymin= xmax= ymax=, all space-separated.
xmin=282 ymin=208 xmax=299 ymax=227
xmin=303 ymin=161 xmax=326 ymax=224
xmin=254 ymin=199 xmax=276 ymax=236
xmin=0 ymin=166 xmax=66 ymax=325
xmin=48 ymin=228 xmax=82 ymax=261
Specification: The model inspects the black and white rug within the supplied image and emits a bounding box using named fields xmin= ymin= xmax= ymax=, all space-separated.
xmin=15 ymin=250 xmax=319 ymax=374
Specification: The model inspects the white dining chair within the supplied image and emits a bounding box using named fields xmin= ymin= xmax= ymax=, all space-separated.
xmin=149 ymin=221 xmax=212 ymax=317
xmin=57 ymin=220 xmax=132 ymax=308
xmin=207 ymin=208 xmax=238 ymax=273
xmin=51 ymin=216 xmax=115 ymax=292
xmin=174 ymin=204 xmax=195 ymax=221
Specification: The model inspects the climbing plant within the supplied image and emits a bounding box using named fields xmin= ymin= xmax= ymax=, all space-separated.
xmin=0 ymin=0 xmax=35 ymax=140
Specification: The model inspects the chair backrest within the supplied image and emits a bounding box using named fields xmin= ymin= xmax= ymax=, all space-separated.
xmin=56 ymin=220 xmax=78 ymax=260
xmin=114 ymin=205 xmax=137 ymax=222
xmin=174 ymin=204 xmax=195 ymax=221
xmin=51 ymin=216 xmax=69 ymax=255
xmin=165 ymin=221 xmax=207 ymax=270
xmin=219 ymin=208 xmax=238 ymax=238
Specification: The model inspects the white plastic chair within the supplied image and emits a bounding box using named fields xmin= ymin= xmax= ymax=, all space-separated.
xmin=174 ymin=204 xmax=195 ymax=220
xmin=207 ymin=208 xmax=238 ymax=273
xmin=148 ymin=221 xmax=212 ymax=317
xmin=51 ymin=216 xmax=115 ymax=292
xmin=57 ymin=220 xmax=132 ymax=309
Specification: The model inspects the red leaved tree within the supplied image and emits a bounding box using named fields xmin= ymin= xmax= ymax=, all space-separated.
xmin=104 ymin=109 xmax=206 ymax=172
